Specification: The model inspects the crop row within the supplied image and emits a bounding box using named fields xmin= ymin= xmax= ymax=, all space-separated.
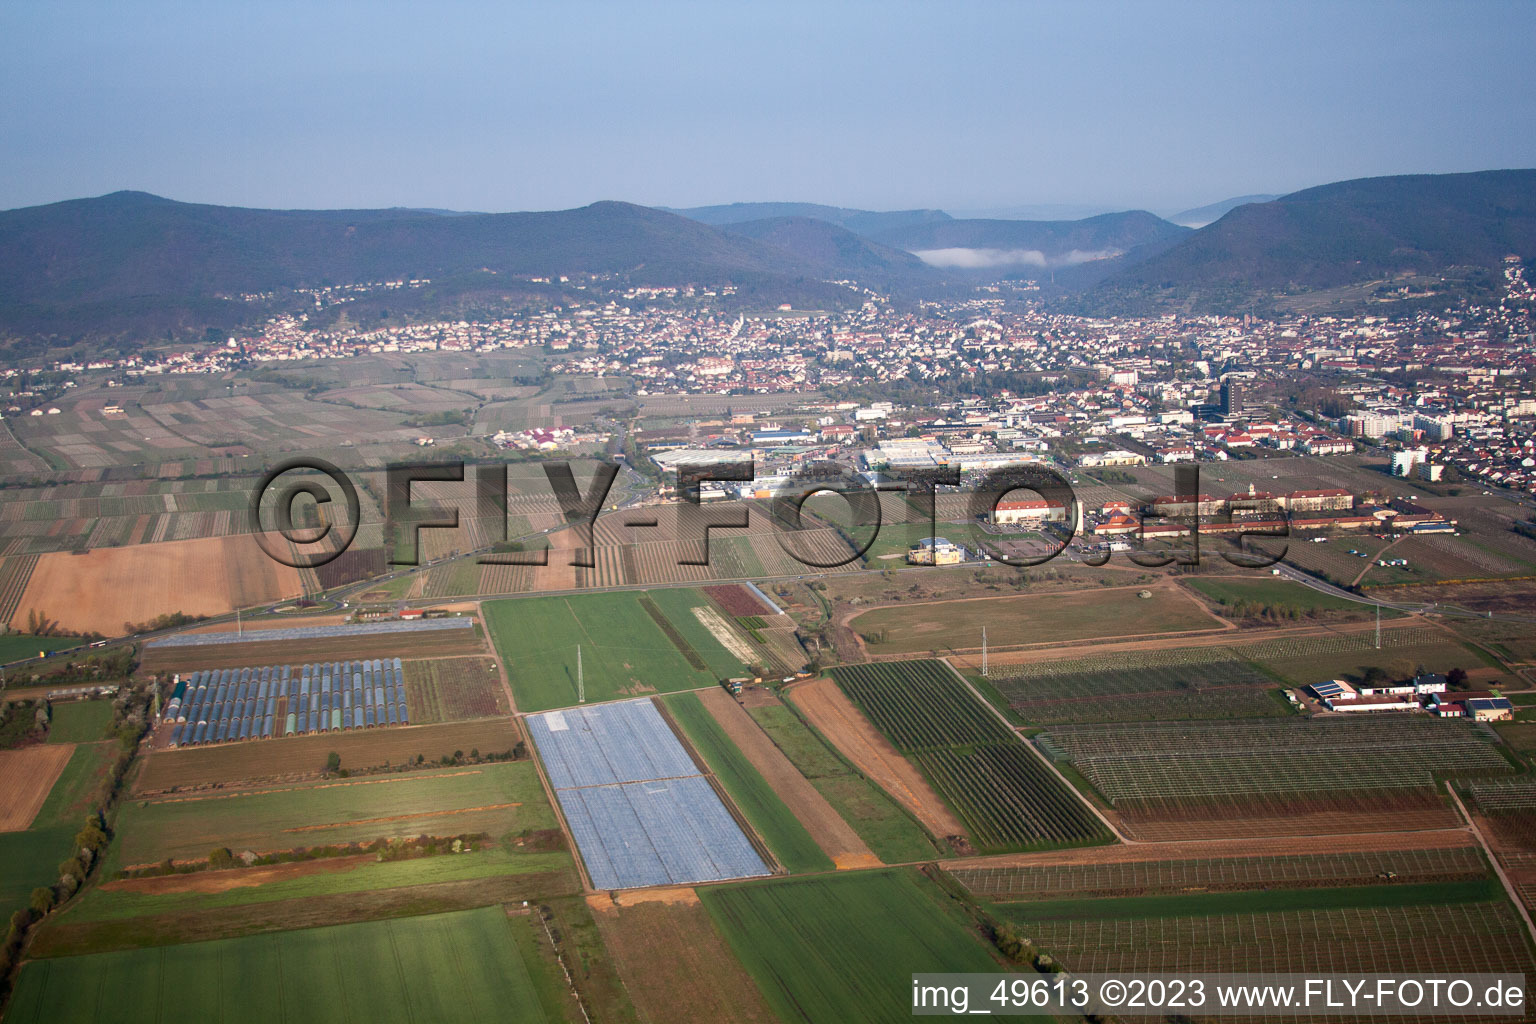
xmin=828 ymin=660 xmax=1104 ymax=849
xmin=953 ymin=846 xmax=1489 ymax=899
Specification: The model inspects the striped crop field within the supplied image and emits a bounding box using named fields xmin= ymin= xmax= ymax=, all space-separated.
xmin=828 ymin=660 xmax=1107 ymax=851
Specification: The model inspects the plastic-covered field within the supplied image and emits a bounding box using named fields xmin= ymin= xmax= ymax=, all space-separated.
xmin=527 ymin=699 xmax=769 ymax=890
xmin=149 ymin=617 xmax=473 ymax=649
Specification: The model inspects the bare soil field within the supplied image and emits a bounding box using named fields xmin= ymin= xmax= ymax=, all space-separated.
xmin=134 ymin=719 xmax=524 ymax=793
xmin=589 ymin=894 xmax=779 ymax=1024
xmin=785 ymin=677 xmax=965 ymax=842
xmin=696 ymin=687 xmax=877 ymax=868
xmin=0 ymin=743 xmax=74 ymax=831
xmin=13 ymin=535 xmax=302 ymax=636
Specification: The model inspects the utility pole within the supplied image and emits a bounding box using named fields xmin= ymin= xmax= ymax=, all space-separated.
xmin=1375 ymin=603 xmax=1381 ymax=650
xmin=237 ymin=607 xmax=242 ymax=638
xmin=982 ymin=626 xmax=988 ymax=677
xmin=577 ymin=645 xmax=585 ymax=703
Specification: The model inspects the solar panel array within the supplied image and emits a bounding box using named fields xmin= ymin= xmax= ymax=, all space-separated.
xmin=527 ymin=699 xmax=770 ymax=890
xmin=148 ymin=617 xmax=474 ymax=649
xmin=167 ymin=658 xmax=411 ymax=746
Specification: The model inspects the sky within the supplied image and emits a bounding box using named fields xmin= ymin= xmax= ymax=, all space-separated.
xmin=3 ymin=0 xmax=1535 ymax=217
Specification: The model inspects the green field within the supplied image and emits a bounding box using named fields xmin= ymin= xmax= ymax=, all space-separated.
xmin=0 ymin=635 xmax=80 ymax=664
xmin=701 ymin=870 xmax=1045 ymax=1024
xmin=110 ymin=761 xmax=556 ymax=867
xmin=643 ymin=588 xmax=755 ymax=678
xmin=485 ymin=590 xmax=745 ymax=711
xmin=663 ymin=693 xmax=832 ymax=873
xmin=68 ymin=846 xmax=574 ymax=924
xmin=747 ymin=703 xmax=941 ymax=863
xmin=33 ymin=742 xmax=114 ymax=828
xmin=1185 ymin=575 xmax=1392 ymax=616
xmin=0 ymin=825 xmax=75 ymax=918
xmin=46 ymin=700 xmax=114 ymax=744
xmin=849 ymin=586 xmax=1218 ymax=656
xmin=6 ymin=906 xmax=556 ymax=1024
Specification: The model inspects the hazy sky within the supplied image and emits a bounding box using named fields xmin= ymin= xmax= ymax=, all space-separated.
xmin=3 ymin=1 xmax=1534 ymax=216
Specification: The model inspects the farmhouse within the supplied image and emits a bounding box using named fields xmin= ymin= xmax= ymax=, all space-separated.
xmin=1438 ymin=697 xmax=1514 ymax=721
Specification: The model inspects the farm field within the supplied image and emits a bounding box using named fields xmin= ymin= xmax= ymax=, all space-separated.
xmin=747 ymin=700 xmax=942 ymax=863
xmin=400 ymin=657 xmax=507 ymax=722
xmin=700 ymin=870 xmax=1046 ymax=1024
xmin=526 ymin=699 xmax=770 ymax=889
xmin=590 ymin=895 xmax=780 ymax=1024
xmin=141 ymin=620 xmax=486 ymax=673
xmin=0 ymin=743 xmax=76 ymax=831
xmin=979 ymin=645 xmax=1286 ymax=724
xmin=12 ymin=535 xmax=303 ymax=637
xmin=1009 ymin=897 xmax=1536 ymax=988
xmin=1183 ymin=575 xmax=1388 ymax=617
xmin=848 ymin=583 xmax=1223 ymax=656
xmin=950 ymin=845 xmax=1491 ymax=900
xmin=135 ymin=718 xmax=525 ymax=793
xmin=70 ymin=845 xmax=574 ymax=926
xmin=663 ymin=692 xmax=836 ymax=873
xmin=484 ymin=589 xmax=742 ymax=712
xmin=828 ymin=661 xmax=1107 ymax=851
xmin=0 ymin=634 xmax=79 ymax=663
xmin=785 ymin=677 xmax=966 ymax=848
xmin=6 ymin=906 xmax=559 ymax=1024
xmin=45 ymin=700 xmax=113 ymax=743
xmin=0 ymin=825 xmax=77 ymax=916
xmin=1038 ymin=716 xmax=1513 ymax=840
xmin=31 ymin=741 xmax=115 ymax=829
xmin=111 ymin=760 xmax=556 ymax=867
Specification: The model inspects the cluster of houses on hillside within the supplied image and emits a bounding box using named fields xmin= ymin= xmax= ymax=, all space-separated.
xmin=1308 ymin=675 xmax=1513 ymax=720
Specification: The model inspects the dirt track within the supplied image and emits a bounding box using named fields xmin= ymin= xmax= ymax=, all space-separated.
xmin=696 ymin=687 xmax=878 ymax=868
xmin=785 ymin=677 xmax=966 ymax=842
xmin=0 ymin=743 xmax=74 ymax=831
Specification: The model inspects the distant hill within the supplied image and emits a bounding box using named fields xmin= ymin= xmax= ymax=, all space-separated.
xmin=665 ymin=202 xmax=952 ymax=237
xmin=1081 ymin=169 xmax=1536 ymax=314
xmin=867 ymin=211 xmax=1192 ymax=270
xmin=1168 ymin=194 xmax=1280 ymax=228
xmin=717 ymin=216 xmax=940 ymax=290
xmin=0 ymin=192 xmax=867 ymax=351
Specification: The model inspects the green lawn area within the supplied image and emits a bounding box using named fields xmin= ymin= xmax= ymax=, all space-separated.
xmin=849 ymin=586 xmax=1219 ymax=655
xmin=747 ymin=703 xmax=942 ymax=863
xmin=6 ymin=906 xmax=557 ymax=1024
xmin=701 ymin=870 xmax=1046 ymax=1024
xmin=1001 ymin=879 xmax=1503 ymax=924
xmin=663 ymin=693 xmax=832 ymax=873
xmin=33 ymin=742 xmax=114 ymax=829
xmin=484 ymin=590 xmax=737 ymax=711
xmin=46 ymin=701 xmax=114 ymax=744
xmin=110 ymin=761 xmax=556 ymax=867
xmin=0 ymin=635 xmax=80 ymax=664
xmin=1185 ymin=575 xmax=1394 ymax=616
